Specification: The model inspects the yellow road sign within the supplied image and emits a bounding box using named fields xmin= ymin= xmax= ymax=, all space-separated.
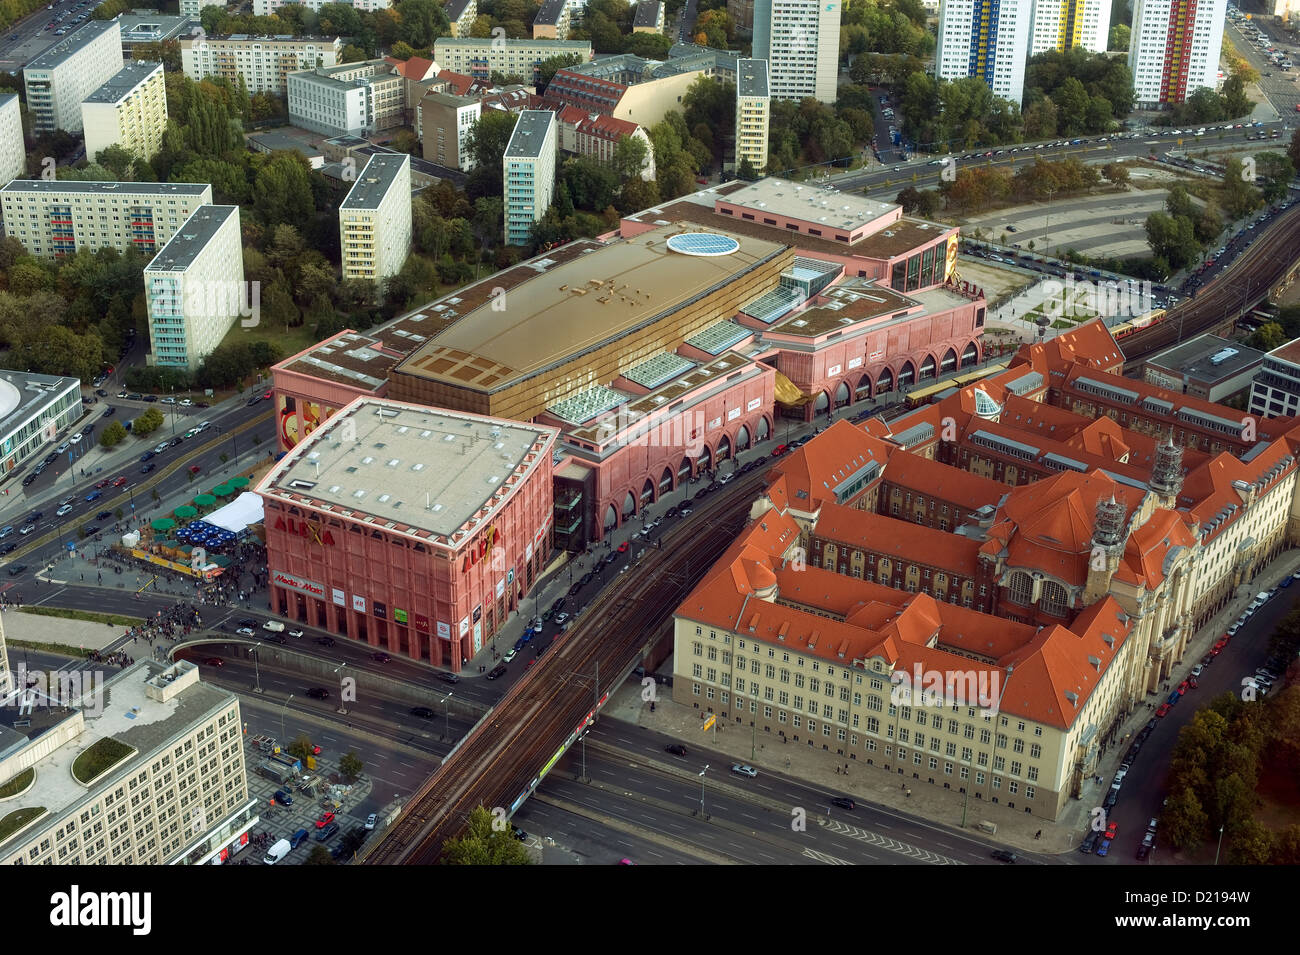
xmin=703 ymin=715 xmax=716 ymax=732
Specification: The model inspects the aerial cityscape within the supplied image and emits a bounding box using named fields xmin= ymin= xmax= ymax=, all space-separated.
xmin=0 ymin=0 xmax=1295 ymax=891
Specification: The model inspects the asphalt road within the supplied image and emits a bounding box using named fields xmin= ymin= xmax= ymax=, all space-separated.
xmin=1226 ymin=16 xmax=1300 ymax=119
xmin=0 ymin=0 xmax=95 ymax=77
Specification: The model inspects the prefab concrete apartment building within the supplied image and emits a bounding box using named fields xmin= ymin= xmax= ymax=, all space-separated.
xmin=23 ymin=19 xmax=123 ymax=134
xmin=0 ymin=95 xmax=25 ymax=188
xmin=81 ymin=60 xmax=168 ymax=164
xmin=339 ymin=153 xmax=412 ymax=288
xmin=735 ymin=58 xmax=770 ymax=174
xmin=0 ymin=180 xmax=213 ymax=260
xmin=287 ymin=58 xmax=405 ymax=137
xmin=144 ymin=205 xmax=246 ymax=369
xmin=182 ymin=34 xmax=342 ymax=97
xmin=432 ymin=37 xmax=593 ymax=81
xmin=503 ymin=110 xmax=557 ymax=246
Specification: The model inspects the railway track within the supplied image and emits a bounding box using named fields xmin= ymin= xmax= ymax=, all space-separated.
xmin=1121 ymin=202 xmax=1300 ymax=367
xmin=363 ymin=469 xmax=766 ymax=864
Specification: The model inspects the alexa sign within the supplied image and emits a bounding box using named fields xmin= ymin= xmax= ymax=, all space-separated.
xmin=462 ymin=525 xmax=500 ymax=572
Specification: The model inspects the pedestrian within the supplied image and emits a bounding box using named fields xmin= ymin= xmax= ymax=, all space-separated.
xmin=1035 ymin=829 xmax=1042 ymax=840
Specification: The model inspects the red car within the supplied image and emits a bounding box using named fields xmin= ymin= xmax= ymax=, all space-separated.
xmin=1210 ymin=646 xmax=1222 ymax=657
xmin=316 ymin=811 xmax=335 ymax=829
xmin=1177 ymin=680 xmax=1190 ymax=695
xmin=202 ymin=657 xmax=223 ymax=667
xmin=112 ymin=476 xmax=127 ymax=487
xmin=773 ymin=444 xmax=789 ymax=456
xmin=1105 ymin=821 xmax=1118 ymax=839
xmin=617 ymin=542 xmax=629 ymax=553
xmin=1213 ymin=638 xmax=1227 ymax=651
xmin=94 ymin=479 xmax=110 ymax=489
xmin=310 ymin=744 xmax=322 ymax=755
xmin=1156 ymin=703 xmax=1172 ymax=717
xmin=262 ymin=390 xmax=272 ymax=400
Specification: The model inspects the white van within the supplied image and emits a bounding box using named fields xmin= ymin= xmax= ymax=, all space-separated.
xmin=263 ymin=621 xmax=285 ymax=633
xmin=263 ymin=839 xmax=291 ymax=864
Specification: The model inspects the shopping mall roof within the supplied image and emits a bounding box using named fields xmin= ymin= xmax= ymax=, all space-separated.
xmin=717 ymin=179 xmax=898 ymax=232
xmin=394 ymin=224 xmax=786 ymax=393
xmin=261 ymin=399 xmax=556 ymax=542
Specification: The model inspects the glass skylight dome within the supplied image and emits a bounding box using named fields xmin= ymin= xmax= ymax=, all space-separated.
xmin=666 ymin=232 xmax=740 ymax=256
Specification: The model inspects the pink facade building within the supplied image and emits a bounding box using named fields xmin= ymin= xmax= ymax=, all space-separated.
xmin=258 ymin=398 xmax=557 ymax=670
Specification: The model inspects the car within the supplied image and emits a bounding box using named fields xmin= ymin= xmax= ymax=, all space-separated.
xmin=305 ymin=687 xmax=329 ymax=700
xmin=169 ymin=436 xmax=183 ymax=448
xmin=80 ymin=525 xmax=99 ymax=536
xmin=315 ymin=636 xmax=335 ymax=650
xmin=603 ymin=553 xmax=617 ymax=567
xmin=203 ymin=657 xmax=223 ymax=667
xmin=153 ymin=442 xmax=169 ymax=454
xmin=160 ymin=397 xmax=176 ymax=404
xmin=0 ymin=543 xmax=14 ymax=555
xmin=830 ymin=797 xmax=855 ymax=810
xmin=679 ymin=506 xmax=693 ymax=516
xmin=487 ymin=663 xmax=508 ymax=680
xmin=1210 ymin=646 xmax=1221 ymax=657
xmin=411 ymin=706 xmax=435 ymax=718
xmin=273 ymin=789 xmax=293 ymax=805
xmin=139 ymin=451 xmax=154 ymax=463
xmin=1147 ymin=818 xmax=1158 ymax=833
xmin=1105 ymin=821 xmax=1118 ymax=839
xmin=268 ymin=634 xmax=287 ymax=645
xmin=246 ymin=395 xmax=262 ymax=407
xmin=503 ymin=647 xmax=517 ymax=663
xmin=1096 ymin=839 xmax=1111 ymax=857
xmin=438 ymin=671 xmax=460 ymax=685
xmin=1079 ymin=831 xmax=1100 ymax=853
xmin=179 ymin=398 xmax=193 ymax=407
xmin=112 ymin=476 xmax=126 ymax=487
xmin=1177 ymin=679 xmax=1190 ymax=695
xmin=617 ymin=542 xmax=629 ymax=554
xmin=372 ymin=652 xmax=390 ymax=663
xmin=1156 ymin=702 xmax=1171 ymax=717
xmin=1136 ymin=844 xmax=1150 ymax=860
xmin=55 ymin=504 xmax=73 ymax=517
xmin=665 ymin=743 xmax=687 ymax=756
xmin=140 ymin=463 xmax=155 ymax=474
xmin=568 ymin=582 xmax=581 ymax=597
xmin=365 ymin=813 xmax=377 ymax=830
xmin=19 ymin=525 xmax=35 ymax=536
xmin=510 ymin=826 xmax=527 ymax=841
xmin=21 ymin=474 xmax=35 ymax=487
xmin=554 ymin=612 xmax=569 ymax=626
xmin=69 ymin=433 xmax=81 ymax=444
xmin=730 ymin=764 xmax=758 ymax=778
xmin=55 ymin=442 xmax=69 ymax=453
xmin=7 ymin=565 xmax=26 ymax=577
xmin=85 ymin=490 xmax=102 ymax=503
xmin=288 ymin=629 xmax=304 ymax=638
xmin=316 ymin=822 xmax=339 ymax=842
xmin=990 ymin=849 xmax=1018 ymax=863
xmin=143 ymin=395 xmax=157 ymax=403
xmin=236 ymin=627 xmax=255 ymax=636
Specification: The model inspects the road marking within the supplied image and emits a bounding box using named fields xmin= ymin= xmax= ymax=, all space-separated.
xmin=820 ymin=818 xmax=965 ymax=865
xmin=803 ymin=847 xmax=851 ymax=865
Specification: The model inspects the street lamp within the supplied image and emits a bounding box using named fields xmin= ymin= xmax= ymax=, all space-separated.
xmin=1214 ymin=824 xmax=1225 ymax=865
xmin=279 ymin=693 xmax=294 ymax=741
xmin=444 ymin=691 xmax=453 ymax=741
xmin=251 ymin=644 xmax=262 ymax=693
xmin=333 ymin=663 xmax=348 ymax=714
xmin=698 ymin=765 xmax=709 ymax=819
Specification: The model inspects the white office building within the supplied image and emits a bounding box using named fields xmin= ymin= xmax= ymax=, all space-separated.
xmin=339 ymin=154 xmax=412 ymax=289
xmin=432 ymin=37 xmax=593 ymax=80
xmin=182 ymin=34 xmax=342 ymax=97
xmin=751 ymin=0 xmax=840 ymax=103
xmin=81 ymin=60 xmax=168 ymax=164
xmin=180 ymin=0 xmax=225 ymax=14
xmin=0 ymin=95 xmax=25 ymax=188
xmin=1128 ymin=0 xmax=1227 ymax=106
xmin=503 ymin=110 xmax=557 ymax=246
xmin=0 ymin=180 xmax=213 ymax=260
xmin=23 ymin=19 xmax=123 ymax=134
xmin=935 ymin=0 xmax=1034 ymax=103
xmin=0 ymin=370 xmax=81 ymax=476
xmin=144 ymin=205 xmax=245 ymax=369
xmin=1028 ymin=0 xmax=1112 ymax=55
xmin=287 ymin=59 xmax=405 ymax=137
xmin=0 ymin=659 xmax=260 ymax=866
xmin=255 ymin=0 xmax=393 ymax=12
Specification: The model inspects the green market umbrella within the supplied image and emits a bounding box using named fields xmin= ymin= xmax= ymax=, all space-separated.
xmin=212 ymin=485 xmax=234 ymax=497
xmin=173 ymin=505 xmax=198 ymax=520
xmin=151 ymin=518 xmax=176 ymax=532
xmin=193 ymin=494 xmax=217 ymax=508
xmin=229 ymin=476 xmax=251 ymax=489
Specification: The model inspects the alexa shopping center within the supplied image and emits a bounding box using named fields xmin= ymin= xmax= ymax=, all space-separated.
xmin=257 ymin=397 xmax=557 ymax=670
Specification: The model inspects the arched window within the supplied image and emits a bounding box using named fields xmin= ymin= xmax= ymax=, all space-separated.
xmin=1006 ymin=571 xmax=1032 ymax=606
xmin=1040 ymin=580 xmax=1070 ymax=617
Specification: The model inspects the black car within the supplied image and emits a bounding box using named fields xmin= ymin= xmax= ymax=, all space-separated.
xmin=246 ymin=395 xmax=262 ymax=407
xmin=603 ymin=553 xmax=617 ymax=567
xmin=27 ymin=511 xmax=42 ymax=522
xmin=95 ymin=389 xmax=107 ymax=397
xmin=0 ymin=543 xmax=15 ymax=555
xmin=96 ymin=511 xmax=112 ymax=521
xmin=239 ymin=618 xmax=256 ymax=627
xmin=140 ymin=463 xmax=155 ymax=474
xmin=1136 ymin=844 xmax=1150 ymax=860
xmin=81 ymin=525 xmax=98 ymax=536
xmin=305 ymin=687 xmax=329 ymax=700
xmin=510 ymin=826 xmax=527 ymax=841
xmin=829 ymin=797 xmax=855 ymax=811
xmin=1103 ymin=790 xmax=1119 ymax=810
xmin=21 ymin=474 xmax=35 ymax=487
xmin=7 ymin=565 xmax=26 ymax=576
xmin=437 ymin=672 xmax=460 ymax=685
xmin=486 ymin=663 xmax=508 ymax=680
xmin=410 ymin=706 xmax=435 ymax=718
xmin=143 ymin=395 xmax=158 ymax=403
xmin=1079 ymin=831 xmax=1100 ymax=853
xmin=316 ymin=636 xmax=336 ymax=647
xmin=568 ymin=582 xmax=581 ymax=597
xmin=103 ymin=406 xmax=115 ymax=416
xmin=140 ymin=451 xmax=154 ymax=462
xmin=268 ymin=634 xmax=287 ymax=645
xmin=170 ymin=436 xmax=183 ymax=447
xmin=990 ymin=849 xmax=1018 ymax=863
xmin=581 ymin=572 xmax=593 ymax=587
xmin=694 ymin=490 xmax=709 ymax=501
xmin=665 ymin=743 xmax=687 ymax=756
xmin=43 ymin=453 xmax=57 ymax=465
xmin=372 ymin=652 xmax=390 ymax=663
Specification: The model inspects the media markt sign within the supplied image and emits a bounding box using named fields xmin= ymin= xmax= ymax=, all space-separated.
xmin=272 ymin=569 xmax=325 ymax=599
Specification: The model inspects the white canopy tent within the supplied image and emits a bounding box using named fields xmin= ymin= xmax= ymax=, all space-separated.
xmin=204 ymin=491 xmax=264 ymax=535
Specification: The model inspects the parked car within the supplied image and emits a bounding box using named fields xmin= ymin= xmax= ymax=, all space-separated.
xmin=730 ymin=764 xmax=758 ymax=778
xmin=272 ymin=789 xmax=293 ymax=805
xmin=990 ymin=849 xmax=1018 ymax=863
xmin=316 ymin=822 xmax=339 ymax=842
xmin=487 ymin=663 xmax=508 ymax=680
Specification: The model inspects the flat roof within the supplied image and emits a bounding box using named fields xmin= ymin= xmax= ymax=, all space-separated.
xmin=1267 ymin=337 xmax=1300 ymax=367
xmin=422 ymin=90 xmax=480 ymax=109
xmin=249 ymin=130 xmax=324 ymax=155
xmin=25 ymin=18 xmax=117 ymax=71
xmin=737 ymin=57 xmax=768 ymax=97
xmin=118 ymin=13 xmax=196 ymax=41
xmin=767 ymin=281 xmax=913 ymax=337
xmin=444 ymin=0 xmax=475 ymax=18
xmin=1146 ymin=333 xmax=1265 ymax=383
xmin=340 ymin=154 xmax=409 ymax=211
xmin=82 ymin=60 xmax=161 ymax=105
xmin=279 ymin=331 xmax=400 ymax=391
xmin=504 ymin=110 xmax=554 ymax=159
xmin=434 ymin=37 xmax=593 ymax=50
xmin=0 ymin=179 xmax=210 ymax=197
xmin=0 ymin=370 xmax=78 ymax=439
xmin=263 ymin=398 xmax=555 ymax=540
xmin=395 ymin=223 xmax=786 ymax=393
xmin=628 ymin=188 xmax=952 ymax=260
xmin=536 ymin=0 xmax=568 ymax=24
xmin=633 ymin=0 xmax=661 ymax=26
xmin=144 ymin=205 xmax=236 ymax=273
xmin=194 ymin=33 xmax=339 ymax=42
xmin=719 ymin=178 xmax=898 ymax=232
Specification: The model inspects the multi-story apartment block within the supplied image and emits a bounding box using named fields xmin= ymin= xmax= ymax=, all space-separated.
xmin=0 ymin=95 xmax=25 ymax=188
xmin=633 ymin=0 xmax=665 ymax=32
xmin=1128 ymin=0 xmax=1227 ymax=106
xmin=23 ymin=19 xmax=123 ymax=134
xmin=444 ymin=0 xmax=478 ymax=37
xmin=420 ymin=91 xmax=481 ymax=170
xmin=1028 ymin=0 xmax=1112 ymax=55
xmin=751 ymin=0 xmax=840 ymax=103
xmin=544 ymin=54 xmax=711 ymax=128
xmin=735 ymin=58 xmax=769 ymax=175
xmin=81 ymin=60 xmax=167 ymax=164
xmin=181 ymin=34 xmax=342 ymax=97
xmin=0 ymin=180 xmax=213 ymax=260
xmin=119 ymin=12 xmax=200 ymax=56
xmin=339 ymin=154 xmax=412 ymax=290
xmin=533 ymin=0 xmax=572 ymax=39
xmin=728 ymin=0 xmax=755 ymax=34
xmin=179 ymin=0 xmax=225 ymax=15
xmin=144 ymin=205 xmax=245 ymax=369
xmin=254 ymin=0 xmax=391 ymax=13
xmin=432 ymin=37 xmax=593 ymax=82
xmin=503 ymin=110 xmax=557 ymax=246
xmin=287 ymin=59 xmax=405 ymax=137
xmin=0 ymin=659 xmax=258 ymax=866
xmin=935 ymin=0 xmax=1034 ymax=104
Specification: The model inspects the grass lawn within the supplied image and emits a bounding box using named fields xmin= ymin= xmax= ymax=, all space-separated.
xmin=0 ymin=808 xmax=45 ymax=842
xmin=0 ymin=769 xmax=33 ymax=798
xmin=72 ymin=738 xmax=133 ymax=785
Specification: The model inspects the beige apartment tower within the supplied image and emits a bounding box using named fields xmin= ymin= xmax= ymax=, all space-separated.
xmin=82 ymin=60 xmax=168 ymax=164
xmin=735 ymin=59 xmax=769 ymax=175
xmin=339 ymin=153 xmax=412 ymax=291
xmin=181 ymin=34 xmax=341 ymax=97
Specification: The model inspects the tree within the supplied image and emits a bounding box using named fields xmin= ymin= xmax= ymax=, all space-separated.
xmin=286 ymin=734 xmax=317 ymax=762
xmin=464 ymin=111 xmax=519 ymax=199
xmin=340 ymin=43 xmax=368 ymax=63
xmin=395 ymin=0 xmax=449 ymax=48
xmin=1256 ymin=152 xmax=1297 ymax=203
xmin=304 ymin=846 xmax=336 ymax=865
xmin=132 ymin=407 xmax=164 ymax=437
xmin=251 ymin=152 xmax=316 ymax=231
xmin=1101 ymin=162 xmax=1130 ymax=188
xmin=1248 ymin=322 xmax=1287 ymax=352
xmin=1108 ymin=24 xmax=1130 ymax=52
xmin=99 ymin=421 xmax=127 ymax=448
xmin=535 ymin=53 xmax=582 ymax=94
xmin=1288 ymin=129 xmax=1300 ymax=175
xmin=612 ymin=133 xmax=650 ymax=181
xmin=439 ymin=806 xmax=533 ymax=865
xmin=338 ymin=751 xmax=364 ymax=783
